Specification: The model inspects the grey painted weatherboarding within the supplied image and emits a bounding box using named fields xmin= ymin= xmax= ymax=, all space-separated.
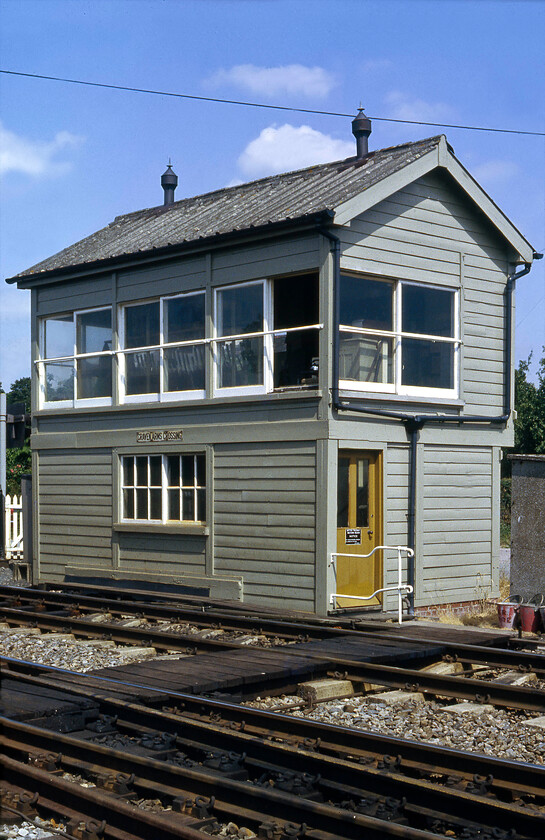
xmin=7 ymin=129 xmax=537 ymax=614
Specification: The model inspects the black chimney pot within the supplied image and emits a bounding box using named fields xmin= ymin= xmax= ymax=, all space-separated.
xmin=352 ymin=108 xmax=372 ymax=159
xmin=161 ymin=163 xmax=178 ymax=206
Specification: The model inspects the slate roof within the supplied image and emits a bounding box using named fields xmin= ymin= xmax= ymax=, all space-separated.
xmin=12 ymin=135 xmax=443 ymax=281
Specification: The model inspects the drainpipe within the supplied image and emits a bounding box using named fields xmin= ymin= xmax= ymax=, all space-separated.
xmin=504 ymin=261 xmax=533 ymax=417
xmin=319 ymin=227 xmax=341 ymax=408
xmin=320 ymin=224 xmax=540 ymax=613
xmin=405 ymin=419 xmax=423 ymax=613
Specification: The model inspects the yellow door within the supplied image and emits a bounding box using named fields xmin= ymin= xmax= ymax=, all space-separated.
xmin=336 ymin=451 xmax=382 ymax=607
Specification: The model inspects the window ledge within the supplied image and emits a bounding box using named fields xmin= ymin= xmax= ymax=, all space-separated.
xmin=338 ymin=389 xmax=465 ymax=409
xmin=114 ymin=522 xmax=209 ymax=536
xmin=36 ymin=389 xmax=322 ymax=415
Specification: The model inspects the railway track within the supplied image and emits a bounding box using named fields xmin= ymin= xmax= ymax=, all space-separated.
xmin=2 ymin=582 xmax=545 ymax=838
xmin=1 ymin=583 xmax=545 ymax=712
xmin=2 ymin=659 xmax=545 ymax=839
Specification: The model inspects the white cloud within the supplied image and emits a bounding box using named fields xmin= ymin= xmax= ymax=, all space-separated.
xmin=471 ymin=159 xmax=519 ymax=186
xmin=385 ymin=91 xmax=456 ymax=125
xmin=205 ymin=64 xmax=336 ymax=98
xmin=0 ymin=121 xmax=83 ymax=177
xmin=238 ymin=124 xmax=355 ymax=178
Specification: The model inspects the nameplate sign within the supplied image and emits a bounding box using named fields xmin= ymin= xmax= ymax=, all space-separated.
xmin=137 ymin=430 xmax=183 ymax=443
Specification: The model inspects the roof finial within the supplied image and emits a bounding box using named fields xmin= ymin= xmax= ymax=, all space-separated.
xmin=352 ymin=106 xmax=372 ymax=159
xmin=161 ymin=161 xmax=178 ymax=206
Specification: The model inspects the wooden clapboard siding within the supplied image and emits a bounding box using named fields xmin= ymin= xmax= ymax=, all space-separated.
xmin=38 ymin=449 xmax=113 ymax=579
xmin=214 ymin=441 xmax=316 ymax=611
xmin=117 ymin=532 xmax=206 ymax=576
xmin=383 ymin=444 xmax=410 ymax=599
xmin=211 ymin=234 xmax=318 ymax=285
xmin=421 ymin=445 xmax=493 ymax=605
xmin=117 ymin=256 xmax=206 ymax=301
xmin=36 ymin=275 xmax=113 ymax=316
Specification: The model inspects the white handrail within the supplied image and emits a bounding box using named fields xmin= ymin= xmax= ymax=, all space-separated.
xmin=329 ymin=545 xmax=414 ymax=624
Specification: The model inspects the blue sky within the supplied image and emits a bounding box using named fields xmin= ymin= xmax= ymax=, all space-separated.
xmin=1 ymin=0 xmax=544 ymax=389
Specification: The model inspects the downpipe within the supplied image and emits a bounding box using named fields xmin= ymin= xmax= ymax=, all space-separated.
xmin=320 ymin=224 xmax=540 ymax=614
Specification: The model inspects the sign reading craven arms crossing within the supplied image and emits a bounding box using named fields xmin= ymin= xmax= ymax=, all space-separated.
xmin=136 ymin=430 xmax=183 ymax=443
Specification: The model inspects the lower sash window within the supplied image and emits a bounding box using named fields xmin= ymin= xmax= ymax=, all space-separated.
xmin=121 ymin=453 xmax=206 ymax=523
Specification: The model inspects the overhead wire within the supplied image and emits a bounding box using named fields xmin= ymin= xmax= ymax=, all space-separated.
xmin=1 ymin=68 xmax=544 ymax=137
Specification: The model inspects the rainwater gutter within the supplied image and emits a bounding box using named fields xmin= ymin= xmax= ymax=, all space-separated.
xmin=320 ymin=224 xmax=540 ymax=613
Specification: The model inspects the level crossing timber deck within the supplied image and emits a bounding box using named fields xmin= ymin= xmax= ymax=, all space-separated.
xmin=0 ymin=623 xmax=511 ymax=720
xmin=83 ymin=631 xmax=459 ymax=699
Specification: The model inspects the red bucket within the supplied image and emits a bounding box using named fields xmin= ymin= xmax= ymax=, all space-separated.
xmin=497 ymin=601 xmax=520 ymax=629
xmin=519 ymin=604 xmax=540 ymax=633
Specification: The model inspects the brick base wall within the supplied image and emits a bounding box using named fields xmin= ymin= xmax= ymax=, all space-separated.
xmin=414 ymin=599 xmax=492 ymax=620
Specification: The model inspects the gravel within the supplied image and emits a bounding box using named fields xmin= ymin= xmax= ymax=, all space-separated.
xmin=0 ymin=627 xmax=182 ymax=671
xmin=246 ymin=692 xmax=545 ymax=765
xmin=0 ymin=565 xmax=19 ymax=586
xmin=0 ymin=818 xmax=66 ymax=838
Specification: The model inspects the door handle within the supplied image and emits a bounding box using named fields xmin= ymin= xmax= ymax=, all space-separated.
xmin=368 ymin=529 xmax=374 ymax=536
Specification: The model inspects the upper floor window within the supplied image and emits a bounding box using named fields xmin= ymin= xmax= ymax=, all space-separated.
xmin=37 ymin=274 xmax=321 ymax=409
xmin=214 ymin=274 xmax=320 ymax=396
xmin=339 ymin=274 xmax=459 ymax=397
xmin=120 ymin=292 xmax=206 ymax=402
xmin=39 ymin=307 xmax=113 ymax=407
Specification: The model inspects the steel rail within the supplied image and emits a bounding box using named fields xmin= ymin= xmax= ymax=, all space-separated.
xmin=0 ymin=589 xmax=337 ymax=642
xmin=2 ymin=688 xmax=544 ymax=839
xmin=322 ymin=658 xmax=545 ymax=712
xmin=0 ymin=583 xmax=388 ymax=639
xmin=1 ymin=717 xmax=450 ymax=840
xmin=0 ymin=605 xmax=286 ymax=653
xmin=3 ymin=658 xmax=545 ymax=800
xmin=3 ymin=585 xmax=544 ymax=676
xmin=0 ymin=753 xmax=212 ymax=840
xmin=68 ymin=690 xmax=545 ymax=835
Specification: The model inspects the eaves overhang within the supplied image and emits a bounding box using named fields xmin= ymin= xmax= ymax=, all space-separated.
xmin=6 ymin=209 xmax=335 ymax=288
xmin=334 ymin=136 xmax=535 ymax=263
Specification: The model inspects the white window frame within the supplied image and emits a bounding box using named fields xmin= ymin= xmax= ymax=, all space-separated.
xmin=38 ymin=306 xmax=114 ymax=409
xmin=120 ymin=453 xmax=206 ymax=524
xmin=118 ymin=290 xmax=207 ymax=404
xmin=339 ymin=277 xmax=460 ymax=399
xmin=213 ymin=279 xmax=273 ymax=397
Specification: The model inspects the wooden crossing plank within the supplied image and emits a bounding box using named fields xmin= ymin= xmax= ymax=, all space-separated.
xmin=89 ymin=647 xmax=328 ymax=695
xmin=79 ymin=631 xmax=451 ymax=697
xmin=0 ymin=678 xmax=96 ymax=722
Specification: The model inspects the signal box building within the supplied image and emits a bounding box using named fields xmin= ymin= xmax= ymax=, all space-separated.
xmin=7 ymin=116 xmax=539 ymax=616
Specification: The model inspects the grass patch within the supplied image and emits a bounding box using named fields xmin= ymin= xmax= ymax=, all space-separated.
xmin=435 ymin=573 xmax=512 ymax=629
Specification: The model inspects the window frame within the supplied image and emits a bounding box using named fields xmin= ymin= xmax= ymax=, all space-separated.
xmin=38 ymin=305 xmax=114 ymax=409
xmin=120 ymin=452 xmax=206 ymax=525
xmin=118 ymin=290 xmax=207 ymax=404
xmin=37 ymin=277 xmax=323 ymax=410
xmin=338 ymin=275 xmax=460 ymax=399
xmin=213 ymin=279 xmax=273 ymax=397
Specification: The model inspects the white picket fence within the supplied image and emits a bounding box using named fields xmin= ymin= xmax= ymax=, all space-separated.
xmin=4 ymin=494 xmax=23 ymax=560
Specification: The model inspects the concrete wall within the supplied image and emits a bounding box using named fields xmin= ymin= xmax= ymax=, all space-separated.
xmin=510 ymin=455 xmax=545 ymax=600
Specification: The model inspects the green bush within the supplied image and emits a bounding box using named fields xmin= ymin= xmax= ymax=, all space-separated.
xmin=500 ymin=476 xmax=511 ymax=547
xmin=6 ymin=446 xmax=32 ymax=496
